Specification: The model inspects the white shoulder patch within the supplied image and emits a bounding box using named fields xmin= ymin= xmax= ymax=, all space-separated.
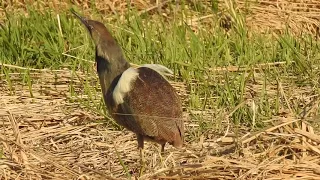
xmin=141 ymin=64 xmax=173 ymax=77
xmin=113 ymin=67 xmax=139 ymax=105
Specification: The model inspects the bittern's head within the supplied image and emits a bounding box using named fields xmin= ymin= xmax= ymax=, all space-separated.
xmin=71 ymin=9 xmax=124 ymax=63
xmin=71 ymin=10 xmax=107 ymax=45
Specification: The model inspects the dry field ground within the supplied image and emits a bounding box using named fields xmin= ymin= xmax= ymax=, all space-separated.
xmin=1 ymin=0 xmax=320 ymax=179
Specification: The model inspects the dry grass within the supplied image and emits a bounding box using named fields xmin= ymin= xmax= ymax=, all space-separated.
xmin=1 ymin=65 xmax=320 ymax=179
xmin=1 ymin=0 xmax=320 ymax=36
xmin=1 ymin=0 xmax=320 ymax=179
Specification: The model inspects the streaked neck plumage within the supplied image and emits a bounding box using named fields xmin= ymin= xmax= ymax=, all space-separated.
xmin=95 ymin=40 xmax=130 ymax=95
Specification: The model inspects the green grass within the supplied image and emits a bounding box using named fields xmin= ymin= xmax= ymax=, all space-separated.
xmin=1 ymin=1 xmax=320 ymax=141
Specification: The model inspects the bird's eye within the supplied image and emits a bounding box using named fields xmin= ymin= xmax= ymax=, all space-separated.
xmin=89 ymin=25 xmax=94 ymax=30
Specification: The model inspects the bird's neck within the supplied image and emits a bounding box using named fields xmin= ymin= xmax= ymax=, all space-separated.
xmin=95 ymin=49 xmax=130 ymax=96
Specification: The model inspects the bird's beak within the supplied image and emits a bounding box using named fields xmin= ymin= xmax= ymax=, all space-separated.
xmin=70 ymin=9 xmax=90 ymax=29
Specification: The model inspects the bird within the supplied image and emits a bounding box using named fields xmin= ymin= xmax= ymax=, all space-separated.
xmin=71 ymin=10 xmax=184 ymax=172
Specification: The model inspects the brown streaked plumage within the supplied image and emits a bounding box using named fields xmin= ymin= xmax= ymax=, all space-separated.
xmin=71 ymin=10 xmax=184 ymax=163
xmin=107 ymin=67 xmax=184 ymax=151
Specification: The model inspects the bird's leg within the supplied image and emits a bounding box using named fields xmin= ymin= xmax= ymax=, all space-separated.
xmin=161 ymin=143 xmax=165 ymax=153
xmin=139 ymin=148 xmax=145 ymax=176
xmin=137 ymin=134 xmax=145 ymax=177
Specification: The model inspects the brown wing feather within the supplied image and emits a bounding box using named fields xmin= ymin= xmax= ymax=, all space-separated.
xmin=105 ymin=75 xmax=145 ymax=133
xmin=107 ymin=67 xmax=183 ymax=147
xmin=128 ymin=67 xmax=183 ymax=146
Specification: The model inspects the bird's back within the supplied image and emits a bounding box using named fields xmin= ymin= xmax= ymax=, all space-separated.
xmin=105 ymin=67 xmax=184 ymax=147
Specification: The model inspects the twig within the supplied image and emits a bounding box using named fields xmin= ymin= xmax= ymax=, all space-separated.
xmin=0 ymin=63 xmax=67 ymax=72
xmin=209 ymin=61 xmax=292 ymax=73
xmin=241 ymin=119 xmax=301 ymax=144
xmin=138 ymin=0 xmax=173 ymax=16
xmin=215 ymin=101 xmax=246 ymax=143
xmin=295 ymin=128 xmax=320 ymax=144
xmin=57 ymin=14 xmax=63 ymax=37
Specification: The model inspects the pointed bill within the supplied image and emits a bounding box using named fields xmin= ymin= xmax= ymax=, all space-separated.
xmin=70 ymin=9 xmax=90 ymax=28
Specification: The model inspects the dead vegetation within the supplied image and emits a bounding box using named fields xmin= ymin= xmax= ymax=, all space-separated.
xmin=1 ymin=0 xmax=320 ymax=36
xmin=1 ymin=63 xmax=320 ymax=179
xmin=1 ymin=0 xmax=320 ymax=179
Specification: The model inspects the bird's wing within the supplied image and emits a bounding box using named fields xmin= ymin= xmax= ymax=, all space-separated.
xmin=111 ymin=66 xmax=183 ymax=143
xmin=141 ymin=64 xmax=173 ymax=77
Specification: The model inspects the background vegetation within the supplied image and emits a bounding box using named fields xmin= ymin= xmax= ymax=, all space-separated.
xmin=0 ymin=0 xmax=319 ymax=179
